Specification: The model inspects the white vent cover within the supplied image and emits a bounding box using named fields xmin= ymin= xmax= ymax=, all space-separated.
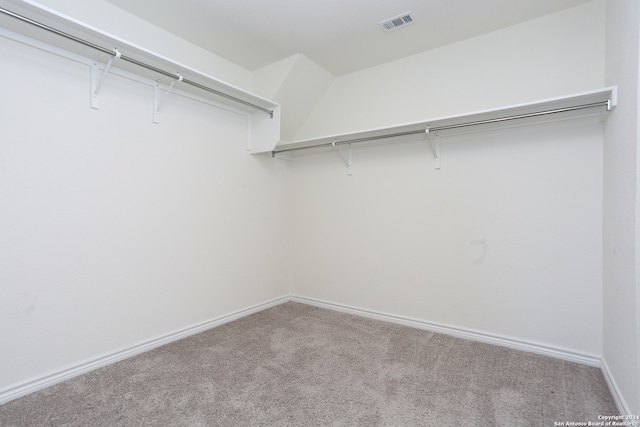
xmin=378 ymin=12 xmax=416 ymax=32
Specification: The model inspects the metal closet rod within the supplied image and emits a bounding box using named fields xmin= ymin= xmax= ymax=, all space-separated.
xmin=272 ymin=100 xmax=610 ymax=155
xmin=0 ymin=7 xmax=274 ymax=116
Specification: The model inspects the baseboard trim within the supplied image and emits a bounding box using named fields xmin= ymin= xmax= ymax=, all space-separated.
xmin=289 ymin=295 xmax=601 ymax=367
xmin=0 ymin=294 xmax=605 ymax=406
xmin=601 ymin=357 xmax=632 ymax=415
xmin=0 ymin=296 xmax=289 ymax=405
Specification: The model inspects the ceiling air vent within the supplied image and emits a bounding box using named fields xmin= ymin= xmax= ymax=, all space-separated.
xmin=378 ymin=12 xmax=416 ymax=32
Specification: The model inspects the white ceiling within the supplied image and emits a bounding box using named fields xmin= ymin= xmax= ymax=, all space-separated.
xmin=103 ymin=0 xmax=593 ymax=76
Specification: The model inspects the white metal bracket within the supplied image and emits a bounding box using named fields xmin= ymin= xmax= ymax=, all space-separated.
xmin=90 ymin=48 xmax=121 ymax=109
xmin=334 ymin=140 xmax=353 ymax=176
xmin=153 ymin=73 xmax=183 ymax=123
xmin=426 ymin=127 xmax=441 ymax=170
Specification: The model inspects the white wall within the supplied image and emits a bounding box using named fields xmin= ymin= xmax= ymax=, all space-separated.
xmin=289 ymin=1 xmax=607 ymax=358
xmin=290 ymin=120 xmax=604 ymax=356
xmin=603 ymin=0 xmax=640 ymax=414
xmin=294 ymin=0 xmax=606 ymax=141
xmin=0 ymin=33 xmax=290 ymax=395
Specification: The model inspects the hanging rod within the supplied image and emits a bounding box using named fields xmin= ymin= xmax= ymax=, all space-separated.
xmin=272 ymin=99 xmax=611 ymax=155
xmin=0 ymin=7 xmax=274 ymax=117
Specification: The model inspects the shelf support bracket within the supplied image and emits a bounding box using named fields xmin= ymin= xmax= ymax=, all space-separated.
xmin=153 ymin=73 xmax=183 ymax=124
xmin=426 ymin=127 xmax=441 ymax=169
xmin=334 ymin=140 xmax=353 ymax=176
xmin=90 ymin=48 xmax=121 ymax=110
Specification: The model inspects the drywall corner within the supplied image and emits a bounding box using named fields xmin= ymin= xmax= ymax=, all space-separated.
xmin=253 ymin=54 xmax=300 ymax=100
xmin=253 ymin=53 xmax=335 ymax=142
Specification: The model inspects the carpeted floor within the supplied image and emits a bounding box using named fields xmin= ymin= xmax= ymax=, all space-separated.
xmin=0 ymin=302 xmax=618 ymax=426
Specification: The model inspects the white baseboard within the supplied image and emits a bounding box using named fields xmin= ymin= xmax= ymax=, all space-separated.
xmin=289 ymin=295 xmax=601 ymax=367
xmin=601 ymin=357 xmax=632 ymax=415
xmin=0 ymin=294 xmax=607 ymax=406
xmin=0 ymin=296 xmax=289 ymax=405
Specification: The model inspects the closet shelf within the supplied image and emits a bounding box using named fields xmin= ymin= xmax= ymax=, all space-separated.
xmin=270 ymin=87 xmax=617 ymax=165
xmin=0 ymin=0 xmax=280 ymax=153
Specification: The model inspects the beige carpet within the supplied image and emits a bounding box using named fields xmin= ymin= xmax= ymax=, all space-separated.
xmin=0 ymin=302 xmax=617 ymax=426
